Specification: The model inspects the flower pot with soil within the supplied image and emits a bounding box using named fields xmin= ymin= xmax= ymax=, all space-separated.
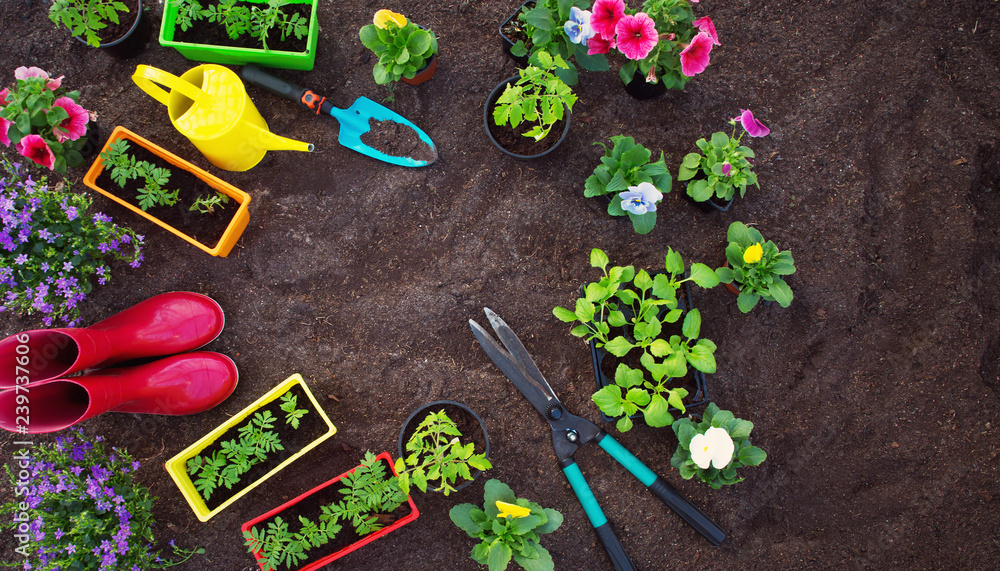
xmin=242 ymin=451 xmax=419 ymax=571
xmin=164 ymin=373 xmax=337 ymax=522
xmin=677 ymin=110 xmax=770 ymax=213
xmin=715 ymin=221 xmax=796 ymax=313
xmin=396 ymin=400 xmax=492 ymax=496
xmin=83 ymin=126 xmax=252 ymax=257
xmin=553 ymin=248 xmax=721 ymax=432
xmin=499 ymin=1 xmax=534 ymax=68
xmin=160 ymin=0 xmax=320 ymax=71
xmin=622 ymin=70 xmax=668 ymax=100
xmin=484 ymin=52 xmax=575 ymax=160
xmin=50 ymin=0 xmax=152 ymax=57
xmin=360 ymin=11 xmax=439 ymax=86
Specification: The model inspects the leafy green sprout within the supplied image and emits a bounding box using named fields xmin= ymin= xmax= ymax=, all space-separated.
xmin=99 ymin=140 xmax=181 ymax=212
xmin=189 ymin=192 xmax=230 ymax=215
xmin=172 ymin=0 xmax=308 ymax=49
xmin=48 ymin=0 xmax=131 ymax=48
xmin=186 ymin=410 xmax=285 ymax=502
xmin=394 ymin=409 xmax=493 ymax=496
xmin=492 ymin=50 xmax=578 ymax=142
xmin=553 ymin=248 xmax=721 ymax=432
xmin=678 ymin=121 xmax=760 ymax=203
xmin=278 ymin=391 xmax=310 ymax=429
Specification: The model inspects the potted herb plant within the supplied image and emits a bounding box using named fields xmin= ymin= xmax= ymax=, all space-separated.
xmin=0 ymin=429 xmax=204 ymax=569
xmin=585 ymin=135 xmax=672 ymax=234
xmin=678 ymin=109 xmax=770 ymax=212
xmin=0 ymin=156 xmax=143 ymax=327
xmin=1 ymin=66 xmax=95 ymax=174
xmin=553 ymin=248 xmax=721 ymax=432
xmin=49 ymin=0 xmax=153 ymax=56
xmin=586 ymin=0 xmax=718 ymax=99
xmin=242 ymin=451 xmax=419 ymax=571
xmin=715 ymin=221 xmax=796 ymax=313
xmin=449 ymin=479 xmax=563 ymax=571
xmin=83 ymin=126 xmax=252 ymax=257
xmin=501 ymin=0 xmax=609 ymax=85
xmin=164 ymin=373 xmax=337 ymax=522
xmin=485 ymin=51 xmax=577 ymax=159
xmin=670 ymin=402 xmax=767 ymax=488
xmin=359 ymin=10 xmax=439 ymax=86
xmin=395 ymin=400 xmax=492 ymax=496
xmin=160 ymin=0 xmax=320 ymax=71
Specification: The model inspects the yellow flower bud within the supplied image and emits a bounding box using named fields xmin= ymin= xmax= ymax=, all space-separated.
xmin=374 ymin=9 xmax=407 ymax=29
xmin=743 ymin=243 xmax=763 ymax=264
xmin=495 ymin=500 xmax=531 ymax=519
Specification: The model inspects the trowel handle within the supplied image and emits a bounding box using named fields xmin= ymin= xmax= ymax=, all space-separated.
xmin=241 ymin=65 xmax=333 ymax=116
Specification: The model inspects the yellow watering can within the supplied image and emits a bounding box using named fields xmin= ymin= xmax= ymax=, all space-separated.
xmin=132 ymin=64 xmax=313 ymax=171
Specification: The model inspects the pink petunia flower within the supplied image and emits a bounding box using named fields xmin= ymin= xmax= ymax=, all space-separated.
xmin=587 ymin=33 xmax=616 ymax=55
xmin=14 ymin=66 xmax=63 ymax=91
xmin=16 ymin=134 xmax=56 ymax=170
xmin=51 ymin=97 xmax=89 ymax=143
xmin=737 ymin=109 xmax=770 ymax=137
xmin=0 ymin=88 xmax=9 ymax=104
xmin=590 ymin=0 xmax=626 ymax=41
xmin=645 ymin=66 xmax=658 ymax=84
xmin=679 ymin=32 xmax=714 ymax=76
xmin=0 ymin=117 xmax=11 ymax=147
xmin=692 ymin=16 xmax=720 ymax=45
xmin=615 ymin=13 xmax=658 ymax=61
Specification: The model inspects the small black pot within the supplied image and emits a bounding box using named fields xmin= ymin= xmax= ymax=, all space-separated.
xmin=682 ymin=185 xmax=735 ymax=213
xmin=587 ymin=279 xmax=709 ymax=424
xmin=74 ymin=0 xmax=152 ymax=59
xmin=499 ymin=1 xmax=534 ymax=68
xmin=484 ymin=76 xmax=571 ymax=160
xmin=79 ymin=122 xmax=101 ymax=159
xmin=622 ymin=70 xmax=667 ymax=100
xmin=397 ymin=400 xmax=490 ymax=494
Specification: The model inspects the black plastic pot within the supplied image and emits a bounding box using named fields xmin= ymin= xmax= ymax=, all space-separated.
xmin=622 ymin=70 xmax=667 ymax=100
xmin=73 ymin=0 xmax=152 ymax=59
xmin=79 ymin=122 xmax=101 ymax=160
xmin=397 ymin=400 xmax=490 ymax=494
xmin=587 ymin=279 xmax=709 ymax=424
xmin=499 ymin=1 xmax=534 ymax=68
xmin=484 ymin=76 xmax=571 ymax=160
xmin=682 ymin=185 xmax=735 ymax=213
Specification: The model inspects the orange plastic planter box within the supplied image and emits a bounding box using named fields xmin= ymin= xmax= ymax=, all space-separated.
xmin=242 ymin=452 xmax=419 ymax=570
xmin=83 ymin=126 xmax=251 ymax=257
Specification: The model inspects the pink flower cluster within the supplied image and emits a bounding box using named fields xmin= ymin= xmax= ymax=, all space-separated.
xmin=1 ymin=67 xmax=89 ymax=171
xmin=587 ymin=0 xmax=717 ymax=77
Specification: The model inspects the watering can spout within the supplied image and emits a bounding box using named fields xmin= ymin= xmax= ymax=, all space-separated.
xmin=250 ymin=124 xmax=314 ymax=153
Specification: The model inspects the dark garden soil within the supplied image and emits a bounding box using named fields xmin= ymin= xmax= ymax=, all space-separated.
xmin=172 ymin=0 xmax=311 ymax=53
xmin=360 ymin=119 xmax=439 ymax=164
xmin=192 ymin=384 xmax=328 ymax=510
xmin=1 ymin=1 xmax=999 ymax=570
xmin=94 ymin=141 xmax=238 ymax=249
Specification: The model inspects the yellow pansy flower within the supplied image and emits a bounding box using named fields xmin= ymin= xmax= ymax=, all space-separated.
xmin=374 ymin=9 xmax=407 ymax=29
xmin=495 ymin=501 xmax=531 ymax=519
xmin=743 ymin=242 xmax=763 ymax=264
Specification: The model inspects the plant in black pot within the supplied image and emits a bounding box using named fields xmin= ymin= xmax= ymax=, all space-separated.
xmin=553 ymin=248 xmax=721 ymax=432
xmin=585 ymin=135 xmax=672 ymax=234
xmin=485 ymin=51 xmax=577 ymax=159
xmin=503 ymin=0 xmax=609 ymax=85
xmin=678 ymin=109 xmax=770 ymax=212
xmin=396 ymin=402 xmax=492 ymax=496
xmin=49 ymin=0 xmax=152 ymax=55
xmin=359 ymin=9 xmax=439 ymax=86
xmin=715 ymin=221 xmax=796 ymax=313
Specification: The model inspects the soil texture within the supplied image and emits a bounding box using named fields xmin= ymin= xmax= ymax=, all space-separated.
xmin=1 ymin=1 xmax=1000 ymax=570
xmin=360 ymin=119 xmax=438 ymax=164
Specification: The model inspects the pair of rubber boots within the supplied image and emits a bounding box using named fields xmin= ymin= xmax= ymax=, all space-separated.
xmin=0 ymin=292 xmax=237 ymax=434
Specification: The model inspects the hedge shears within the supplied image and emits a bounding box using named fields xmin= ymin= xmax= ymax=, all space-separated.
xmin=469 ymin=308 xmax=725 ymax=571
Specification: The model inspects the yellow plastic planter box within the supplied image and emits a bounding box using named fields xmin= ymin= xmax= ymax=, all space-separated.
xmin=83 ymin=126 xmax=251 ymax=257
xmin=164 ymin=374 xmax=336 ymax=522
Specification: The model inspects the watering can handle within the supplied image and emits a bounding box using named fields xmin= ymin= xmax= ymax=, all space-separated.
xmin=131 ymin=65 xmax=212 ymax=108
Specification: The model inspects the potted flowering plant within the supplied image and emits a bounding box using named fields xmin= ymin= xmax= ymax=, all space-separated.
xmin=0 ymin=156 xmax=143 ymax=326
xmin=553 ymin=248 xmax=720 ymax=432
xmin=49 ymin=0 xmax=152 ymax=55
xmin=715 ymin=221 xmax=796 ymax=313
xmin=584 ymin=135 xmax=672 ymax=234
xmin=670 ymin=402 xmax=767 ymax=488
xmin=160 ymin=0 xmax=320 ymax=70
xmin=502 ymin=0 xmax=609 ymax=85
xmin=242 ymin=451 xmax=419 ymax=571
xmin=359 ymin=9 xmax=439 ymax=85
xmin=1 ymin=67 xmax=93 ymax=174
xmin=396 ymin=401 xmax=492 ymax=496
xmin=449 ymin=479 xmax=563 ymax=571
xmin=587 ymin=0 xmax=717 ymax=98
xmin=678 ymin=109 xmax=771 ymax=211
xmin=485 ymin=51 xmax=577 ymax=159
xmin=0 ymin=428 xmax=204 ymax=569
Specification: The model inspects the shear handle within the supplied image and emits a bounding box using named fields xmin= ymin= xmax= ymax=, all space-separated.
xmin=561 ymin=460 xmax=637 ymax=571
xmin=241 ymin=65 xmax=333 ymax=115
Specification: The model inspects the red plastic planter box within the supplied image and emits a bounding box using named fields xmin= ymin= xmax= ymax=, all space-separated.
xmin=241 ymin=452 xmax=419 ymax=570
